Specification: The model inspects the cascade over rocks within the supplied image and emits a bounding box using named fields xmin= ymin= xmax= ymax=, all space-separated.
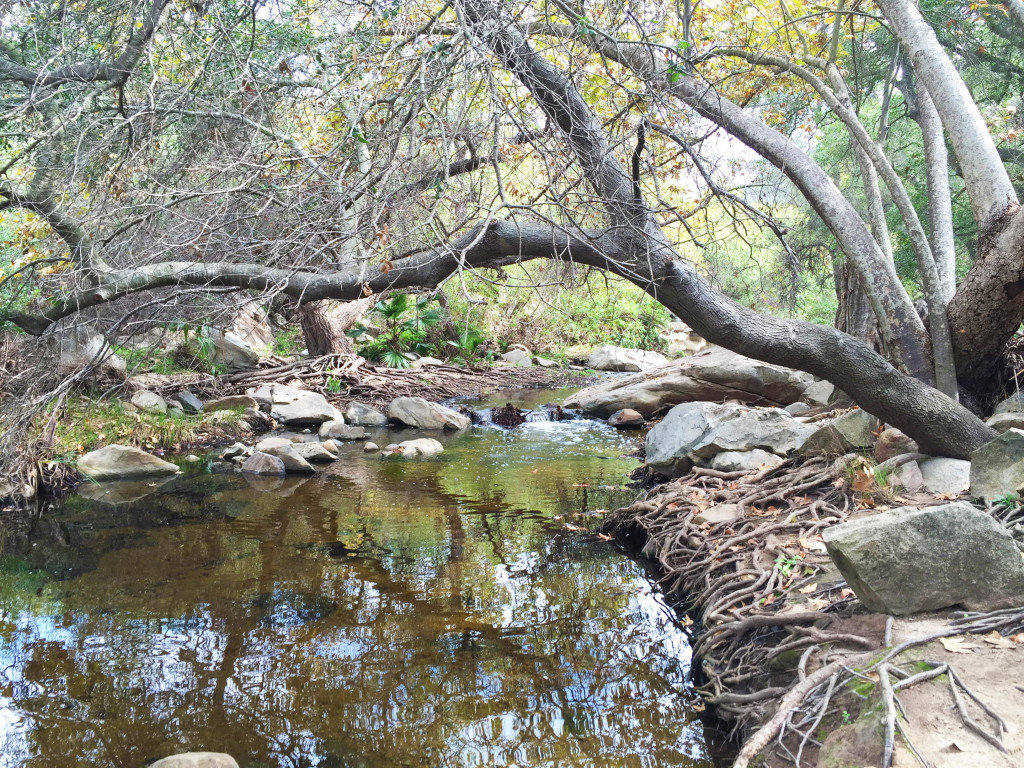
xmin=565 ymin=347 xmax=814 ymax=418
xmin=78 ymin=445 xmax=180 ymax=481
xmin=822 ymin=502 xmax=1024 ymax=615
xmin=645 ymin=402 xmax=816 ymax=477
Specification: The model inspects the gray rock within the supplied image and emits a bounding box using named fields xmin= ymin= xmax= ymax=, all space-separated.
xmin=411 ymin=356 xmax=446 ymax=368
xmin=534 ymin=357 xmax=560 ymax=368
xmin=291 ymin=442 xmax=338 ymax=463
xmin=885 ymin=460 xmax=926 ymax=492
xmin=228 ymin=302 xmax=275 ymax=357
xmin=645 ymin=402 xmax=816 ymax=477
xmin=800 ymin=379 xmax=835 ymax=407
xmin=710 ymin=449 xmax=784 ymax=473
xmin=386 ymin=396 xmax=471 ymax=430
xmin=130 ymin=390 xmax=167 ymax=415
xmin=207 ymin=328 xmax=259 ymax=371
xmin=396 ymin=438 xmax=445 ymax=457
xmin=874 ymin=428 xmax=918 ymax=463
xmin=78 ymin=445 xmax=179 ymax=481
xmin=344 ymin=401 xmax=388 ymax=426
xmin=177 ymin=391 xmax=204 ymax=413
xmin=57 ymin=326 xmax=126 ymax=380
xmin=250 ymin=385 xmax=341 ymax=426
xmin=918 ymin=457 xmax=971 ymax=495
xmin=993 ymin=390 xmax=1024 ymax=416
xmin=319 ymin=421 xmax=367 ymax=440
xmin=693 ymin=504 xmax=742 ymax=526
xmin=608 ymin=408 xmax=645 ymax=428
xmin=970 ymin=429 xmax=1024 ymax=501
xmin=985 ymin=412 xmax=1024 ymax=434
xmin=500 ymin=349 xmax=533 ymax=367
xmin=220 ymin=442 xmax=252 ymax=461
xmin=800 ymin=410 xmax=879 ymax=458
xmin=565 ymin=347 xmax=814 ymax=418
xmin=586 ymin=345 xmax=668 ymax=372
xmin=822 ymin=502 xmax=1024 ymax=615
xmin=253 ymin=437 xmax=316 ymax=474
xmin=784 ymin=402 xmax=811 ymax=416
xmin=149 ymin=752 xmax=239 ymax=768
xmin=363 ymin=441 xmax=379 ymax=452
xmin=203 ymin=395 xmax=259 ymax=413
xmin=321 ymin=440 xmax=339 ymax=454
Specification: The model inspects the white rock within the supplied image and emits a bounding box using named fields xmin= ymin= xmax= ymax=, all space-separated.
xmin=396 ymin=438 xmax=445 ymax=457
xmin=78 ymin=445 xmax=179 ymax=481
xmin=586 ymin=345 xmax=668 ymax=373
xmin=386 ymin=396 xmax=470 ymax=430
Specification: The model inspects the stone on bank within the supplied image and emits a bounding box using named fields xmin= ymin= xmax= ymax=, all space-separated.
xmin=78 ymin=445 xmax=180 ymax=481
xmin=822 ymin=502 xmax=1024 ymax=615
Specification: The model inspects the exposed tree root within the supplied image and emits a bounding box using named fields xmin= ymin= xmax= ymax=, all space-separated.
xmin=603 ymin=458 xmax=1022 ymax=766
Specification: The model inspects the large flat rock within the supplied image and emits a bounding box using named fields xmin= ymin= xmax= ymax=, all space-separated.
xmin=565 ymin=346 xmax=814 ymax=418
xmin=386 ymin=396 xmax=470 ymax=430
xmin=78 ymin=445 xmax=180 ymax=481
xmin=822 ymin=502 xmax=1024 ymax=615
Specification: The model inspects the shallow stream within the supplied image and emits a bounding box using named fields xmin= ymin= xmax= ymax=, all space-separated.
xmin=0 ymin=388 xmax=720 ymax=767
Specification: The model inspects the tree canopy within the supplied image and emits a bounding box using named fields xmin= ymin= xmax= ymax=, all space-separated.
xmin=3 ymin=0 xmax=1024 ymax=457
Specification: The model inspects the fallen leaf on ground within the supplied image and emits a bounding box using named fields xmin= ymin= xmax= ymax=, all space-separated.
xmin=940 ymin=636 xmax=980 ymax=654
xmin=806 ymin=598 xmax=829 ymax=610
xmin=798 ymin=583 xmax=818 ymax=594
xmin=839 ymin=588 xmax=855 ymax=599
xmin=982 ymin=631 xmax=1016 ymax=649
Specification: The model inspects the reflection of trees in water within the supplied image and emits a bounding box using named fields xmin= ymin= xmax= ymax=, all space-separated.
xmin=0 ymin=461 xmax=709 ymax=767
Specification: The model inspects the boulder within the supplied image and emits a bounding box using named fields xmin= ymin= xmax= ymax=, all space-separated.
xmin=607 ymin=408 xmax=645 ymax=428
xmin=203 ymin=395 xmax=259 ymax=413
xmin=291 ymin=442 xmax=339 ymax=463
xmin=207 ymin=328 xmax=259 ymax=371
xmin=970 ymin=429 xmax=1024 ymax=501
xmin=784 ymin=402 xmax=811 ymax=416
xmin=586 ymin=345 xmax=668 ymax=372
xmin=319 ymin=421 xmax=367 ymax=441
xmin=78 ymin=445 xmax=179 ymax=481
xmin=249 ymin=385 xmax=341 ymax=426
xmin=993 ymin=390 xmax=1024 ymax=416
xmin=799 ymin=410 xmax=879 ymax=458
xmin=57 ymin=327 xmax=126 ymax=380
xmin=985 ymin=412 xmax=1024 ymax=434
xmin=918 ymin=457 xmax=971 ymax=495
xmin=363 ymin=441 xmax=379 ymax=452
xmin=149 ymin=753 xmax=239 ymax=768
xmin=130 ymin=390 xmax=167 ymax=415
xmin=344 ymin=401 xmax=388 ymax=426
xmin=253 ymin=437 xmax=316 ymax=473
xmin=386 ymin=396 xmax=471 ymax=430
xmin=395 ymin=438 xmax=444 ymax=457
xmin=534 ymin=357 xmax=560 ymax=368
xmin=565 ymin=347 xmax=814 ymax=418
xmin=800 ymin=380 xmax=835 ymax=407
xmin=177 ymin=391 xmax=204 ymax=414
xmin=500 ymin=349 xmax=533 ymax=367
xmin=710 ymin=449 xmax=784 ymax=473
xmin=822 ymin=502 xmax=1024 ymax=614
xmin=645 ymin=402 xmax=816 ymax=477
xmin=220 ymin=442 xmax=252 ymax=461
xmin=874 ymin=428 xmax=918 ymax=463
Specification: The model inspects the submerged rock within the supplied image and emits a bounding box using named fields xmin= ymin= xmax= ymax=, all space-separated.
xmin=78 ymin=445 xmax=179 ymax=481
xmin=149 ymin=753 xmax=239 ymax=768
xmin=387 ymin=396 xmax=470 ymax=430
xmin=822 ymin=502 xmax=1024 ymax=615
xmin=394 ymin=438 xmax=444 ymax=457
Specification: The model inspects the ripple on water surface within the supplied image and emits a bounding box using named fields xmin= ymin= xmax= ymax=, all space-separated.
xmin=0 ymin=389 xmax=720 ymax=768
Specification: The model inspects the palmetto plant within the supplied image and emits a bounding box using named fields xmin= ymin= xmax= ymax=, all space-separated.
xmin=348 ymin=293 xmax=441 ymax=368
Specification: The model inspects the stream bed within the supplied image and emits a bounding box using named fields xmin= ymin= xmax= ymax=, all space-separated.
xmin=0 ymin=388 xmax=720 ymax=767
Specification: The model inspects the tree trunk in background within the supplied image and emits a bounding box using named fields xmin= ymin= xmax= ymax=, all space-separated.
xmin=833 ymin=260 xmax=883 ymax=354
xmin=297 ymin=297 xmax=374 ymax=356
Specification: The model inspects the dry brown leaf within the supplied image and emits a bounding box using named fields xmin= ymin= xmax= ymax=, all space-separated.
xmin=798 ymin=583 xmax=818 ymax=594
xmin=1010 ymin=633 xmax=1024 ymax=644
xmin=940 ymin=636 xmax=980 ymax=654
xmin=840 ymin=588 xmax=855 ymax=600
xmin=982 ymin=631 xmax=1016 ymax=649
xmin=806 ymin=597 xmax=829 ymax=610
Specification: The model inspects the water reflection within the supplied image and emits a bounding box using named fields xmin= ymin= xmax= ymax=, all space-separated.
xmin=0 ymin=394 xmax=715 ymax=767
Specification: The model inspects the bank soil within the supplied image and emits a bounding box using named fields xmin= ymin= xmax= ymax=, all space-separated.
xmin=604 ymin=456 xmax=1024 ymax=768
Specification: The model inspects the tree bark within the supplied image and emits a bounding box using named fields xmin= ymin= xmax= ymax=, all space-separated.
xmin=297 ymin=301 xmax=354 ymax=356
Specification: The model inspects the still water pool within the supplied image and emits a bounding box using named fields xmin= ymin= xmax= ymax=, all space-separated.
xmin=0 ymin=389 xmax=719 ymax=768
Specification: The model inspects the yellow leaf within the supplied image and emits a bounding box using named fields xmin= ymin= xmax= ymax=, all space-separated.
xmin=798 ymin=583 xmax=818 ymax=594
xmin=940 ymin=636 xmax=980 ymax=654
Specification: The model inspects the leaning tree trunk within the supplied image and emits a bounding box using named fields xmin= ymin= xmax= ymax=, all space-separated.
xmin=296 ymin=297 xmax=374 ymax=356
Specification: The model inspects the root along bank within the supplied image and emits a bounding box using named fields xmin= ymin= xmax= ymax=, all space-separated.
xmin=605 ymin=456 xmax=1024 ymax=767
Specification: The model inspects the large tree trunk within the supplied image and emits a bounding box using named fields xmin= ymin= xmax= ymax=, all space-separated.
xmin=834 ymin=260 xmax=883 ymax=352
xmin=296 ymin=297 xmax=374 ymax=357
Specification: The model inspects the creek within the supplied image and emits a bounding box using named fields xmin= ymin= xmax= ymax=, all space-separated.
xmin=0 ymin=388 xmax=722 ymax=768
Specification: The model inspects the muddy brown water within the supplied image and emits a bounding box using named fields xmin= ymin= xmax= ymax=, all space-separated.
xmin=0 ymin=388 xmax=723 ymax=767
